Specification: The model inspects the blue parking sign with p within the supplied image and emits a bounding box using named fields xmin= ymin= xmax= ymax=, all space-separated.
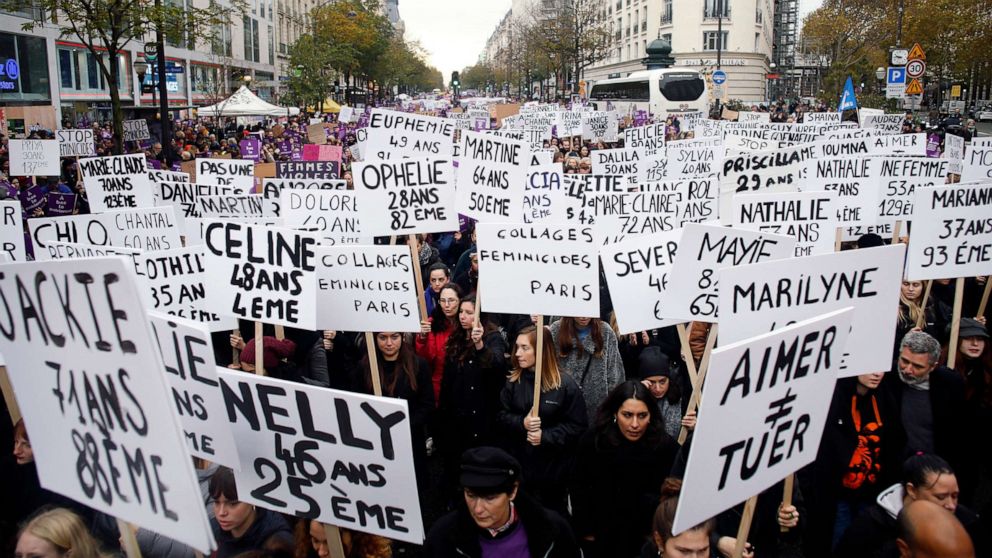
xmin=887 ymin=67 xmax=906 ymax=85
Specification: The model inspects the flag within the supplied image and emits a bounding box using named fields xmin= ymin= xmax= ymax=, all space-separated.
xmin=837 ymin=76 xmax=858 ymax=112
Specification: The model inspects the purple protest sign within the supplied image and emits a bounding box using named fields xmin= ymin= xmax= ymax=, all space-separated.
xmin=47 ymin=192 xmax=77 ymax=216
xmin=240 ymin=138 xmax=262 ymax=161
xmin=926 ymin=133 xmax=941 ymax=158
xmin=277 ymin=139 xmax=293 ymax=156
xmin=147 ymin=158 xmax=163 ymax=169
xmin=0 ymin=181 xmax=16 ymax=200
xmin=291 ymin=145 xmax=303 ymax=161
xmin=19 ymin=186 xmax=46 ymax=212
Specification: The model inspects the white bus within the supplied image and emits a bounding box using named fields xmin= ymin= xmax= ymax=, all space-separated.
xmin=588 ymin=68 xmax=708 ymax=119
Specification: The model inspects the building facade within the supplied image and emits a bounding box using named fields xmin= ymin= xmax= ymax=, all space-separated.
xmin=584 ymin=0 xmax=775 ymax=102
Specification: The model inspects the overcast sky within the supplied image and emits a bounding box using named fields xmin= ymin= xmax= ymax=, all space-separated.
xmin=399 ymin=0 xmax=512 ymax=79
xmin=400 ymin=0 xmax=823 ymax=79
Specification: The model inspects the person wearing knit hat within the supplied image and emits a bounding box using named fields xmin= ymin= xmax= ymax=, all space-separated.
xmin=638 ymin=346 xmax=693 ymax=439
xmin=239 ymin=336 xmax=296 ymax=373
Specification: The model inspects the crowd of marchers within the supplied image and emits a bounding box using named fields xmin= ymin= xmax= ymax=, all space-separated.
xmin=0 ymin=99 xmax=989 ymax=558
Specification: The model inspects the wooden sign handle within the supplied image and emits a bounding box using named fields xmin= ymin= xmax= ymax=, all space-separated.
xmin=473 ymin=285 xmax=482 ymax=329
xmin=364 ymin=331 xmax=383 ymax=397
xmin=676 ymin=323 xmax=700 ymax=387
xmin=320 ymin=523 xmax=347 ymax=558
xmin=733 ymin=496 xmax=758 ymax=558
xmin=530 ymin=315 xmax=545 ymax=418
xmin=780 ymin=474 xmax=795 ymax=533
xmin=891 ymin=220 xmax=902 ymax=244
xmin=678 ymin=324 xmax=717 ymax=445
xmin=231 ymin=329 xmax=242 ymax=368
xmin=947 ymin=277 xmax=966 ymax=368
xmin=0 ymin=365 xmax=20 ymax=425
xmin=978 ymin=279 xmax=992 ymax=317
xmin=254 ymin=322 xmax=265 ymax=376
xmin=918 ymin=280 xmax=933 ymax=330
xmin=834 ymin=227 xmax=843 ymax=252
xmin=116 ymin=519 xmax=143 ymax=558
xmin=407 ymin=236 xmax=429 ymax=321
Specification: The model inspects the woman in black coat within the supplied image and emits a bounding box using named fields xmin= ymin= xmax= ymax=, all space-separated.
xmin=437 ymin=296 xmax=508 ymax=499
xmin=569 ymin=381 xmax=677 ymax=558
xmin=497 ymin=325 xmax=587 ymax=514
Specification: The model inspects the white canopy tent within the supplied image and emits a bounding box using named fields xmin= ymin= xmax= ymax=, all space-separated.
xmin=197 ymin=86 xmax=300 ymax=117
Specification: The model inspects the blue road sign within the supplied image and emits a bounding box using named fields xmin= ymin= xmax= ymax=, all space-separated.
xmin=887 ymin=66 xmax=906 ymax=86
xmin=712 ymin=70 xmax=727 ymax=85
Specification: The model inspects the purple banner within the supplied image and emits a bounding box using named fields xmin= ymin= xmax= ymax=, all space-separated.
xmin=240 ymin=138 xmax=262 ymax=162
xmin=926 ymin=133 xmax=941 ymax=158
xmin=147 ymin=158 xmax=163 ymax=169
xmin=47 ymin=192 xmax=77 ymax=216
xmin=277 ymin=139 xmax=293 ymax=156
xmin=19 ymin=186 xmax=46 ymax=212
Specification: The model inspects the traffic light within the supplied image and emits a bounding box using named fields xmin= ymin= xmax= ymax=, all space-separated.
xmin=451 ymin=71 xmax=460 ymax=88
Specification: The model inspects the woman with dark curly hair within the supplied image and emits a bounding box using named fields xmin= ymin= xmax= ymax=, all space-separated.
xmin=294 ymin=519 xmax=391 ymax=558
xmin=569 ymin=380 xmax=677 ymax=558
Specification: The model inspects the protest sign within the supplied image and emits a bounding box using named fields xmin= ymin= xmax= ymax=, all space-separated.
xmin=530 ymin=150 xmax=554 ymax=166
xmin=590 ymin=147 xmax=646 ymax=180
xmin=197 ymin=194 xmax=264 ymax=219
xmin=962 ymin=146 xmax=992 ymax=182
xmin=262 ymin=177 xmax=347 ymax=217
xmin=719 ymin=244 xmax=905 ymax=376
xmin=339 ymin=106 xmax=355 ymax=123
xmin=123 ymin=119 xmax=151 ymax=141
xmin=581 ymin=111 xmax=619 ymax=142
xmin=869 ymin=132 xmax=926 ymax=156
xmin=203 ymin=221 xmax=319 ymax=328
xmin=0 ymin=257 xmax=216 ymax=553
xmin=134 ymin=246 xmax=237 ymax=331
xmin=860 ymin=113 xmax=903 ymax=133
xmin=315 ymin=245 xmax=421 ymax=332
xmin=19 ymin=186 xmax=46 ymax=212
xmin=622 ymin=123 xmax=665 ymax=156
xmin=557 ymin=111 xmax=584 ymax=137
xmin=353 ymin=157 xmax=456 ymax=235
xmin=840 ymin=221 xmax=896 ymax=242
xmin=47 ymin=192 xmax=77 ymax=216
xmin=600 ymin=229 xmax=683 ymax=334
xmin=307 ymin=124 xmax=328 ymax=144
xmin=659 ymin=223 xmax=795 ymax=322
xmin=733 ymin=191 xmax=839 ymax=257
xmin=282 ymin=190 xmax=367 ymax=246
xmin=561 ymin=174 xmax=628 ymax=225
xmin=150 ymin=169 xmax=190 ymax=185
xmin=971 ymin=137 xmax=992 ymax=148
xmin=58 ymin=129 xmax=96 ymax=157
xmin=276 ymin=161 xmax=340 ymax=179
xmin=35 ymin=241 xmax=142 ymax=262
xmin=719 ymin=143 xmax=817 ymax=219
xmin=148 ymin=312 xmax=239 ymax=466
xmin=945 ymin=133 xmax=964 ymax=175
xmin=29 ymin=206 xmax=183 ymax=251
xmin=672 ymin=308 xmax=854 ymax=535
xmin=0 ymin=200 xmax=26 ymax=260
xmin=905 ymin=182 xmax=992 ymax=280
xmin=665 ymin=144 xmax=724 ymax=179
xmin=79 ymin=153 xmax=154 ymax=211
xmin=642 ymin=156 xmax=668 ymax=182
xmin=156 ymin=181 xmax=239 ymax=219
xmin=597 ymin=179 xmax=718 ymax=244
xmin=197 ymin=159 xmax=254 ymax=192
xmin=366 ymin=108 xmax=454 ymax=160
xmin=240 ymin=138 xmax=262 ymax=162
xmin=523 ymin=164 xmax=574 ymax=224
xmin=804 ymin=112 xmax=842 ymax=124
xmin=217 ymin=370 xmax=423 ymax=543
xmin=738 ymin=111 xmax=771 ymax=123
xmin=801 ymin=156 xmax=879 ymax=224
xmin=677 ymin=111 xmax=705 ymax=132
xmin=455 ymin=131 xmax=527 ymax=222
xmin=477 ymin=223 xmax=600 ymax=317
xmin=8 ymin=139 xmax=60 ymax=176
xmin=875 ymin=157 xmax=948 ymax=221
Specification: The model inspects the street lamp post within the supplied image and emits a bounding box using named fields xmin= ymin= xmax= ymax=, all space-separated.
xmin=876 ymin=67 xmax=885 ymax=96
xmin=133 ymin=58 xmax=148 ymax=107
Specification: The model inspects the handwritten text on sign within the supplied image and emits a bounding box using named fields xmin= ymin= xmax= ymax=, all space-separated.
xmin=315 ymin=245 xmax=421 ymax=332
xmin=80 ymin=154 xmax=154 ymax=211
xmin=133 ymin=246 xmax=237 ymax=331
xmin=218 ymin=371 xmax=424 ymax=544
xmin=719 ymin=244 xmax=906 ymax=377
xmin=906 ymin=183 xmax=992 ymax=281
xmin=673 ymin=309 xmax=854 ymax=535
xmin=148 ymin=312 xmax=239 ymax=466
xmin=366 ymin=109 xmax=454 ymax=160
xmin=29 ymin=206 xmax=183 ymax=251
xmin=600 ymin=229 xmax=683 ymax=334
xmin=354 ymin=157 xmax=457 ymax=235
xmin=9 ymin=139 xmax=61 ymax=176
xmin=203 ymin=222 xmax=318 ymax=329
xmin=0 ymin=257 xmax=216 ymax=553
xmin=477 ymin=223 xmax=600 ymax=318
xmin=455 ymin=131 xmax=527 ymax=222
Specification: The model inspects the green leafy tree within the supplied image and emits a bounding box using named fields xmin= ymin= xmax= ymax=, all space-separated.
xmin=2 ymin=0 xmax=243 ymax=152
xmin=286 ymin=34 xmax=335 ymax=110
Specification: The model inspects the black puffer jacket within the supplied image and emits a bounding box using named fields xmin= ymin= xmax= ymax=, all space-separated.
xmin=439 ymin=330 xmax=509 ymax=453
xmin=423 ymin=491 xmax=583 ymax=558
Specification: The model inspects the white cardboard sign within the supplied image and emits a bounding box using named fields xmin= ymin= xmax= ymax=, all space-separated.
xmin=523 ymin=164 xmax=574 ymax=224
xmin=133 ymin=246 xmax=237 ymax=331
xmin=282 ymin=190 xmax=369 ymax=246
xmin=29 ymin=206 xmax=183 ymax=251
xmin=962 ymin=146 xmax=992 ymax=183
xmin=591 ymin=147 xmax=646 ymax=180
xmin=155 ymin=181 xmax=240 ymax=219
xmin=197 ymin=194 xmax=264 ymax=219
xmin=35 ymin=241 xmax=142 ymax=262
xmin=801 ymin=156 xmax=879 ymax=224
xmin=905 ymin=183 xmax=992 ymax=280
xmin=0 ymin=200 xmax=26 ymax=261
xmin=477 ymin=223 xmax=600 ymax=317
xmin=0 ymin=257 xmax=216 ymax=553
xmin=665 ymin=145 xmax=724 ymax=179
xmin=315 ymin=245 xmax=421 ymax=332
xmin=217 ymin=370 xmax=424 ymax=543
xmin=673 ymin=308 xmax=854 ymax=535
xmin=366 ymin=109 xmax=454 ymax=160
xmin=455 ymin=131 xmax=528 ymax=222
xmin=58 ymin=129 xmax=97 ymax=157
xmin=719 ymin=143 xmax=817 ymax=220
xmin=623 ymin=123 xmax=665 ymax=156
xmin=123 ymin=119 xmax=151 ymax=141
xmin=581 ymin=111 xmax=619 ymax=142
xmin=202 ymin=221 xmax=319 ymax=329
xmin=875 ymin=157 xmax=948 ymax=221
xmin=719 ymin=244 xmax=906 ymax=376
xmin=79 ymin=154 xmax=155 ymax=212
xmin=659 ymin=223 xmax=795 ymax=322
xmin=733 ymin=191 xmax=839 ymax=258
xmin=600 ymin=229 xmax=683 ymax=334
xmin=9 ymin=139 xmax=61 ymax=176
xmin=196 ymin=159 xmax=255 ymax=192
xmin=353 ymin=157 xmax=457 ymax=235
xmin=148 ymin=312 xmax=239 ymax=466
xmin=261 ymin=177 xmax=348 ymax=218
